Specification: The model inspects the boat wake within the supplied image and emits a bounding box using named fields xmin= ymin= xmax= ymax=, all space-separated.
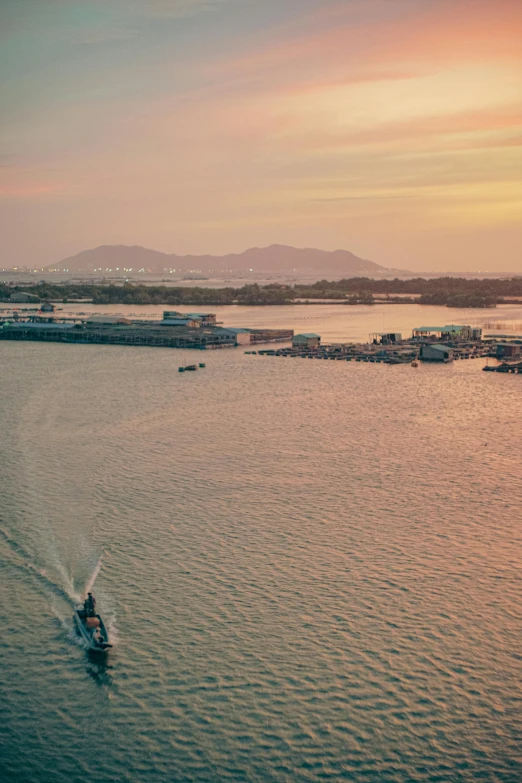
xmin=49 ymin=599 xmax=88 ymax=648
xmin=0 ymin=527 xmax=107 ymax=604
xmin=1 ymin=526 xmax=116 ymax=646
xmin=106 ymin=612 xmax=118 ymax=646
xmin=0 ymin=526 xmax=35 ymax=563
xmin=0 ymin=527 xmax=75 ymax=604
xmin=83 ymin=554 xmax=103 ymax=597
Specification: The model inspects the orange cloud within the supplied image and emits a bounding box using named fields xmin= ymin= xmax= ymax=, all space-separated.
xmin=283 ymin=105 xmax=522 ymax=152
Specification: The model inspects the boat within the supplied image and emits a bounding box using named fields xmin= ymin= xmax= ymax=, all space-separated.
xmin=74 ymin=601 xmax=112 ymax=651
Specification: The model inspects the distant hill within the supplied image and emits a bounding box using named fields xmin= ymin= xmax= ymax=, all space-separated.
xmin=43 ymin=244 xmax=391 ymax=276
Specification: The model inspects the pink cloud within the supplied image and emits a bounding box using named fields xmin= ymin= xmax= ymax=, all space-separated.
xmin=0 ymin=184 xmax=58 ymax=198
xmin=214 ymin=0 xmax=522 ymax=87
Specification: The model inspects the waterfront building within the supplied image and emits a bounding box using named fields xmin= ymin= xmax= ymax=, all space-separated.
xmin=9 ymin=292 xmax=40 ymax=303
xmin=0 ymin=311 xmax=292 ymax=350
xmin=162 ymin=312 xmax=216 ymax=326
xmin=413 ymin=325 xmax=473 ymax=341
xmin=221 ymin=327 xmax=251 ymax=345
xmin=442 ymin=325 xmax=473 ymax=340
xmin=185 ymin=313 xmax=217 ymax=326
xmin=163 ymin=312 xmax=217 ymax=326
xmin=419 ymin=344 xmax=454 ymax=362
xmin=161 ymin=318 xmax=201 ymax=328
xmin=369 ymin=332 xmax=402 ymax=345
xmin=496 ymin=343 xmax=521 ymax=359
xmin=292 ymin=333 xmax=321 ymax=349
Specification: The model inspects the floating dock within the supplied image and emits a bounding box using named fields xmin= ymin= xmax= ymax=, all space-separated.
xmin=250 ymin=325 xmax=520 ymax=367
xmin=253 ymin=339 xmax=495 ymax=365
xmin=0 ymin=316 xmax=293 ymax=351
xmin=483 ymin=361 xmax=522 ymax=374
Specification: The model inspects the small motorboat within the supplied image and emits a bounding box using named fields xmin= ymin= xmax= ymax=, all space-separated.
xmin=74 ymin=600 xmax=112 ymax=651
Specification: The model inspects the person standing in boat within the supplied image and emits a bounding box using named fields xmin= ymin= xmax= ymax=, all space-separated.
xmin=84 ymin=592 xmax=96 ymax=617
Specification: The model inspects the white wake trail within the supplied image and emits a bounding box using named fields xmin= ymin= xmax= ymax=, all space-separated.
xmin=83 ymin=554 xmax=103 ymax=597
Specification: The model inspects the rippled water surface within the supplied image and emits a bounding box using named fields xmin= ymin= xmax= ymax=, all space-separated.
xmin=1 ymin=305 xmax=521 ymax=782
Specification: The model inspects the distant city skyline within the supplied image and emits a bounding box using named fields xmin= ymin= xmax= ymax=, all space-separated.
xmin=1 ymin=0 xmax=521 ymax=272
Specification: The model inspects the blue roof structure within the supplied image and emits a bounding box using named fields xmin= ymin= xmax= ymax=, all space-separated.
xmin=4 ymin=322 xmax=74 ymax=329
xmin=161 ymin=318 xmax=196 ymax=325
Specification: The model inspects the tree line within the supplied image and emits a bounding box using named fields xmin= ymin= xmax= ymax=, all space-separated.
xmin=1 ymin=276 xmax=521 ymax=307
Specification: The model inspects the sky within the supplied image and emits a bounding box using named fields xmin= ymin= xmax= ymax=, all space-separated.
xmin=1 ymin=0 xmax=521 ymax=273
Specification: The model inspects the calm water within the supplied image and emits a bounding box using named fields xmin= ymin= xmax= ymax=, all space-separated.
xmin=60 ymin=301 xmax=522 ymax=343
xmin=1 ymin=305 xmax=521 ymax=783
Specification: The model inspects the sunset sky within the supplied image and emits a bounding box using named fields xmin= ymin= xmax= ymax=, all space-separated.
xmin=1 ymin=0 xmax=521 ymax=272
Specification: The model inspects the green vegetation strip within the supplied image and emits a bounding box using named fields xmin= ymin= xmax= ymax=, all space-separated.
xmin=2 ymin=277 xmax=521 ymax=307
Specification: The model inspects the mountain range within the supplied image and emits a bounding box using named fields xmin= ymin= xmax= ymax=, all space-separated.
xmin=44 ymin=244 xmax=392 ymax=276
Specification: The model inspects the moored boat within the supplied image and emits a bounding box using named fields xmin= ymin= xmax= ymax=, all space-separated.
xmin=74 ymin=598 xmax=112 ymax=651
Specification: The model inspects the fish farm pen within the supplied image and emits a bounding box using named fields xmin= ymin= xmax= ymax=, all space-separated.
xmin=0 ymin=317 xmax=293 ymax=350
xmin=252 ymin=332 xmax=521 ymax=367
xmin=253 ymin=342 xmax=492 ymax=363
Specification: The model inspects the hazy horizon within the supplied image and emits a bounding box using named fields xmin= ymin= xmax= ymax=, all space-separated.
xmin=2 ymin=241 xmax=521 ymax=278
xmin=1 ymin=0 xmax=521 ymax=272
